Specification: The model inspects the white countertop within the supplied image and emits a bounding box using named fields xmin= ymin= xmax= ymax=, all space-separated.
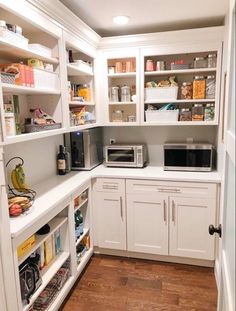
xmin=10 ymin=165 xmax=221 ymax=239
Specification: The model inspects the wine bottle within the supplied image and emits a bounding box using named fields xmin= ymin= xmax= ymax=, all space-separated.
xmin=57 ymin=145 xmax=66 ymax=175
xmin=68 ymin=50 xmax=74 ymax=63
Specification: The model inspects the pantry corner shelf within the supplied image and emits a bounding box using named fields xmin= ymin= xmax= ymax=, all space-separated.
xmin=144 ymin=99 xmax=216 ymax=104
xmin=67 ymin=63 xmax=93 ymax=76
xmin=106 ymin=122 xmax=138 ymax=126
xmin=69 ymin=101 xmax=95 ymax=106
xmin=3 ymin=128 xmax=66 ymax=145
xmin=144 ymin=67 xmax=217 ymax=76
xmin=0 ymin=39 xmax=59 ymax=64
xmin=69 ymin=122 xmax=99 ymax=132
xmin=2 ymin=83 xmax=61 ymax=95
xmin=143 ymin=121 xmax=218 ymax=126
xmin=74 ymin=198 xmax=88 ymax=213
xmin=76 ymin=247 xmax=93 ymax=276
xmin=22 ymin=251 xmax=70 ymax=311
xmin=107 ymin=72 xmax=136 ymax=78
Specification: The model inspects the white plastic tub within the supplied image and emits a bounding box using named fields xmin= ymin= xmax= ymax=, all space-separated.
xmin=145 ymin=86 xmax=178 ymax=102
xmin=33 ymin=68 xmax=60 ymax=90
xmin=0 ymin=28 xmax=29 ymax=49
xmin=145 ymin=110 xmax=179 ymax=122
xmin=28 ymin=44 xmax=52 ymax=58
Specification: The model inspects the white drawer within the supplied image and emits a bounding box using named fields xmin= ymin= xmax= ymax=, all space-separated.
xmin=94 ymin=178 xmax=125 ymax=193
xmin=126 ymin=179 xmax=217 ymax=198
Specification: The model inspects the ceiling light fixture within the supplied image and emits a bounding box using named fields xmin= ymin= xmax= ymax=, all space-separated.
xmin=113 ymin=15 xmax=130 ymax=26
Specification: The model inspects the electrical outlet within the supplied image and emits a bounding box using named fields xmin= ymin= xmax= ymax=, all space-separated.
xmin=110 ymin=138 xmax=116 ymax=144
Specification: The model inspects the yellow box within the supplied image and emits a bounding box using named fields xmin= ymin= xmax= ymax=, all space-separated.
xmin=17 ymin=235 xmax=36 ymax=258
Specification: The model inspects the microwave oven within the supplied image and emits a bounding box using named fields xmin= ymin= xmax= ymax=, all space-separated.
xmin=164 ymin=143 xmax=216 ymax=172
xmin=105 ymin=144 xmax=147 ymax=168
xmin=65 ymin=128 xmax=103 ymax=170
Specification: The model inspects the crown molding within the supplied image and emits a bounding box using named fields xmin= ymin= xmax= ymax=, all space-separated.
xmin=26 ymin=0 xmax=101 ymax=49
xmin=99 ymin=26 xmax=225 ymax=49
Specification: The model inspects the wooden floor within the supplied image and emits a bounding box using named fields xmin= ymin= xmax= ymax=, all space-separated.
xmin=61 ymin=254 xmax=217 ymax=311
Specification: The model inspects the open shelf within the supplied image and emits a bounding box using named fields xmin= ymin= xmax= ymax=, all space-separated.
xmin=109 ymin=101 xmax=136 ymax=105
xmin=108 ymin=72 xmax=136 ymax=78
xmin=144 ymin=99 xmax=215 ymax=104
xmin=106 ymin=122 xmax=139 ymax=126
xmin=3 ymin=128 xmax=65 ymax=146
xmin=67 ymin=63 xmax=93 ymax=76
xmin=143 ymin=121 xmax=218 ymax=126
xmin=76 ymin=248 xmax=93 ymax=275
xmin=0 ymin=39 xmax=59 ymax=64
xmin=1 ymin=83 xmax=61 ymax=95
xmin=22 ymin=251 xmax=70 ymax=311
xmin=18 ymin=217 xmax=67 ymax=265
xmin=75 ymin=228 xmax=89 ymax=247
xmin=145 ymin=67 xmax=217 ymax=76
xmin=74 ymin=198 xmax=88 ymax=213
xmin=69 ymin=101 xmax=95 ymax=106
xmin=69 ymin=122 xmax=99 ymax=132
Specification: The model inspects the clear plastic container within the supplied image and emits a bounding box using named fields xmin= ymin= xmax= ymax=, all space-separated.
xmin=192 ymin=104 xmax=204 ymax=121
xmin=206 ymin=75 xmax=216 ymax=99
xmin=207 ymin=54 xmax=217 ymax=68
xmin=180 ymin=108 xmax=192 ymax=121
xmin=204 ymin=103 xmax=215 ymax=121
xmin=193 ymin=76 xmax=206 ymax=99
xmin=78 ymin=84 xmax=90 ymax=101
xmin=193 ymin=57 xmax=207 ymax=68
xmin=181 ymin=82 xmax=193 ymax=99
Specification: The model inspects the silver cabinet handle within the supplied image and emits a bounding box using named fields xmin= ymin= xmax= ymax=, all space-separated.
xmin=102 ymin=185 xmax=117 ymax=190
xmin=120 ymin=196 xmax=123 ymax=219
xmin=163 ymin=200 xmax=167 ymax=222
xmin=172 ymin=200 xmax=175 ymax=222
xmin=158 ymin=188 xmax=181 ymax=193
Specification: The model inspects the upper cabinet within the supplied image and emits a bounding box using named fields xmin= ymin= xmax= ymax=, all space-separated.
xmin=101 ymin=49 xmax=140 ymax=126
xmin=63 ymin=31 xmax=99 ymax=132
xmin=140 ymin=43 xmax=222 ymax=126
xmin=0 ymin=2 xmax=65 ymax=145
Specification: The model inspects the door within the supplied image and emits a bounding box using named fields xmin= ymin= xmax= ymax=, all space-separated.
xmin=169 ymin=196 xmax=216 ymax=259
xmin=96 ymin=192 xmax=126 ymax=250
xmin=127 ymin=193 xmax=168 ymax=255
xmin=217 ymin=3 xmax=235 ymax=310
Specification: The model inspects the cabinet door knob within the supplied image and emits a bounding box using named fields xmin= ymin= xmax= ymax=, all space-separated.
xmin=209 ymin=224 xmax=222 ymax=238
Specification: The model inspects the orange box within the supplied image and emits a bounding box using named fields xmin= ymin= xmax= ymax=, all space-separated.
xmin=0 ymin=63 xmax=26 ymax=86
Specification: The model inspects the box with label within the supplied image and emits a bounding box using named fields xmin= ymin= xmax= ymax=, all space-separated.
xmin=17 ymin=234 xmax=36 ymax=258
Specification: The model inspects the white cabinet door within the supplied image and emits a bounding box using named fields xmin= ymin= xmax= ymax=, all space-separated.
xmin=169 ymin=196 xmax=216 ymax=260
xmin=127 ymin=193 xmax=168 ymax=255
xmin=96 ymin=192 xmax=126 ymax=250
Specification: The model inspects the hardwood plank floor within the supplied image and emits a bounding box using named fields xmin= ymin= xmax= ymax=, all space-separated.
xmin=61 ymin=254 xmax=217 ymax=311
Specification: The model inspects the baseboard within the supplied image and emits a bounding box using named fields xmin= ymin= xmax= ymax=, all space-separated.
xmin=221 ymin=250 xmax=235 ymax=311
xmin=94 ymin=247 xmax=215 ymax=267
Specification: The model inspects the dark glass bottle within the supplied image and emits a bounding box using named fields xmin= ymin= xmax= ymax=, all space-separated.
xmin=57 ymin=145 xmax=66 ymax=175
xmin=68 ymin=50 xmax=74 ymax=63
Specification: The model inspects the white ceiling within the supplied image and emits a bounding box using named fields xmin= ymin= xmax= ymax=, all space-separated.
xmin=59 ymin=0 xmax=229 ymax=37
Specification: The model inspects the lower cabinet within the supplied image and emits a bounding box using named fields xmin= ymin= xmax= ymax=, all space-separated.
xmin=93 ymin=178 xmax=218 ymax=261
xmin=169 ymin=196 xmax=216 ymax=260
xmin=95 ymin=190 xmax=126 ymax=250
xmin=127 ymin=193 xmax=168 ymax=255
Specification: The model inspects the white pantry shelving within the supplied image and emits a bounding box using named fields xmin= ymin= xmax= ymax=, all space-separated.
xmin=2 ymin=83 xmax=61 ymax=95
xmin=144 ymin=67 xmax=217 ymax=76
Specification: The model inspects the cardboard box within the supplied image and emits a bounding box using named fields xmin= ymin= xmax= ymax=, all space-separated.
xmin=17 ymin=234 xmax=36 ymax=258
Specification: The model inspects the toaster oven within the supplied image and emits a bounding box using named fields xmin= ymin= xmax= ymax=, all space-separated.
xmin=105 ymin=144 xmax=147 ymax=168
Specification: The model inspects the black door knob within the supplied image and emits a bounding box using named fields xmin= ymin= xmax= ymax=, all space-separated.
xmin=209 ymin=224 xmax=222 ymax=237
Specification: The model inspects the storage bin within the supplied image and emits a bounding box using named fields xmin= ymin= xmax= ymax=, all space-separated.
xmin=28 ymin=43 xmax=52 ymax=57
xmin=71 ymin=60 xmax=93 ymax=75
xmin=145 ymin=86 xmax=178 ymax=102
xmin=33 ymin=68 xmax=60 ymax=90
xmin=145 ymin=109 xmax=179 ymax=122
xmin=0 ymin=72 xmax=16 ymax=84
xmin=0 ymin=28 xmax=29 ymax=49
xmin=24 ymin=122 xmax=61 ymax=133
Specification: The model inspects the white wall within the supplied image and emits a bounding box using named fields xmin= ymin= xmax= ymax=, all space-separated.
xmin=4 ymin=134 xmax=63 ymax=187
xmin=103 ymin=126 xmax=217 ymax=166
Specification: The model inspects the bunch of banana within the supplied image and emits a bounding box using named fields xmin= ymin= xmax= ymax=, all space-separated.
xmin=8 ymin=196 xmax=32 ymax=217
xmin=11 ymin=164 xmax=29 ymax=192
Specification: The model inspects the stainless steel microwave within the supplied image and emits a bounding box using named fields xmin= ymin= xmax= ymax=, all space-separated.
xmin=164 ymin=143 xmax=216 ymax=172
xmin=105 ymin=144 xmax=147 ymax=168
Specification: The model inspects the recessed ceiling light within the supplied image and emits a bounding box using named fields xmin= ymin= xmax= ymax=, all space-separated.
xmin=113 ymin=15 xmax=130 ymax=25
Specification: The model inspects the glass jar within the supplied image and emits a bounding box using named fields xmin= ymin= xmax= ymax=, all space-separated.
xmin=78 ymin=84 xmax=90 ymax=102
xmin=110 ymin=86 xmax=119 ymax=102
xmin=192 ymin=104 xmax=204 ymax=121
xmin=206 ymin=75 xmax=216 ymax=99
xmin=181 ymin=82 xmax=193 ymax=99
xmin=193 ymin=76 xmax=206 ymax=99
xmin=204 ymin=103 xmax=215 ymax=121
xmin=193 ymin=57 xmax=207 ymax=68
xmin=180 ymin=108 xmax=192 ymax=121
xmin=146 ymin=59 xmax=154 ymax=71
xmin=121 ymin=85 xmax=131 ymax=102
xmin=207 ymin=54 xmax=217 ymax=68
xmin=112 ymin=110 xmax=123 ymax=122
